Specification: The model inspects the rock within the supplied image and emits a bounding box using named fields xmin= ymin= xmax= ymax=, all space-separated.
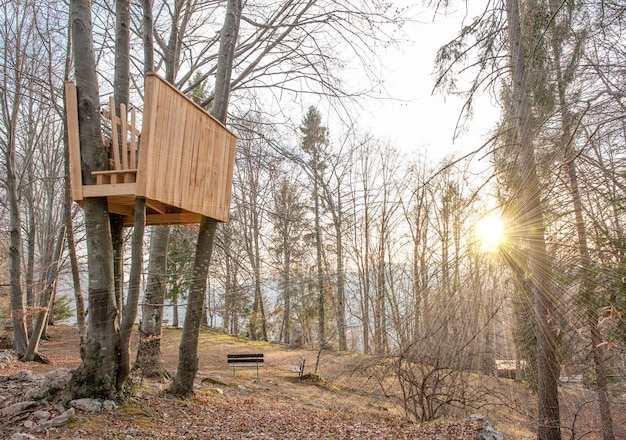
xmin=40 ymin=407 xmax=75 ymax=429
xmin=23 ymin=420 xmax=38 ymax=431
xmin=1 ymin=401 xmax=39 ymax=417
xmin=0 ymin=333 xmax=13 ymax=350
xmin=24 ymin=368 xmax=72 ymax=400
xmin=8 ymin=433 xmax=40 ymax=440
xmin=69 ymin=398 xmax=117 ymax=413
xmin=43 ymin=368 xmax=72 ymax=390
xmin=290 ymin=323 xmax=304 ymax=347
xmin=201 ymin=375 xmax=226 ymax=386
xmin=32 ymin=410 xmax=51 ymax=422
xmin=8 ymin=370 xmax=38 ymax=383
xmin=0 ymin=350 xmax=18 ymax=367
xmin=471 ymin=414 xmax=505 ymax=440
xmin=103 ymin=400 xmax=117 ymax=411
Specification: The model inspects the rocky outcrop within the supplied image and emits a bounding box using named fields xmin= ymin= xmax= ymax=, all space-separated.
xmin=69 ymin=398 xmax=118 ymax=413
xmin=0 ymin=368 xmax=95 ymax=438
xmin=471 ymin=414 xmax=505 ymax=440
xmin=23 ymin=368 xmax=72 ymax=401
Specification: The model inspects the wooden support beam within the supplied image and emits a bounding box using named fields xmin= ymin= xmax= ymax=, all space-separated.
xmin=63 ymin=81 xmax=83 ymax=201
xmin=145 ymin=199 xmax=167 ymax=215
xmin=82 ymin=182 xmax=137 ymax=198
xmin=123 ymin=212 xmax=204 ymax=227
xmin=106 ymin=202 xmax=135 ymax=217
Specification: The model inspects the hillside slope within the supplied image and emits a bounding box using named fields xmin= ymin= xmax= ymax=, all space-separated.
xmin=0 ymin=325 xmax=547 ymax=439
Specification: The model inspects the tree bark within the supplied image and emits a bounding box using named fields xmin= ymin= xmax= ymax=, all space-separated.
xmin=314 ymin=170 xmax=325 ymax=346
xmin=136 ymin=226 xmax=169 ymax=377
xmin=118 ymin=198 xmax=146 ymax=388
xmin=7 ymin=136 xmax=28 ymax=356
xmin=168 ymin=216 xmax=217 ymax=397
xmin=334 ymin=212 xmax=347 ymax=351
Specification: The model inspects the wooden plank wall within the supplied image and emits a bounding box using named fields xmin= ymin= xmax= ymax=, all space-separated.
xmin=137 ymin=73 xmax=237 ymax=222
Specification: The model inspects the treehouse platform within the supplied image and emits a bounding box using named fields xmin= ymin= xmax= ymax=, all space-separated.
xmin=64 ymin=73 xmax=237 ymax=227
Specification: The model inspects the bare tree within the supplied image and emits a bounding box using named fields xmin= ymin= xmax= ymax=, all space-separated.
xmin=168 ymin=0 xmax=242 ymax=398
xmin=0 ymin=0 xmax=68 ymax=357
xmin=503 ymin=1 xmax=561 ymax=437
xmin=64 ymin=0 xmax=121 ymax=400
xmin=233 ymin=116 xmax=276 ymax=341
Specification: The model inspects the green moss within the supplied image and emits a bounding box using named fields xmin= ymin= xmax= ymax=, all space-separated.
xmin=301 ymin=372 xmax=323 ymax=383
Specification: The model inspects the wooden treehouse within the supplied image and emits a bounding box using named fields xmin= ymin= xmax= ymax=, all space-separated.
xmin=65 ymin=73 xmax=237 ymax=226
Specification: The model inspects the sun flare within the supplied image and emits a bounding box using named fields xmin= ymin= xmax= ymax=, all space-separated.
xmin=476 ymin=215 xmax=505 ymax=252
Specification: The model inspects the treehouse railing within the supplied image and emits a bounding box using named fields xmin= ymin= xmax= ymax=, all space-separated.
xmin=93 ymin=97 xmax=141 ymax=185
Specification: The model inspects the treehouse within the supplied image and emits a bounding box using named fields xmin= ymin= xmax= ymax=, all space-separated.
xmin=64 ymin=73 xmax=237 ymax=227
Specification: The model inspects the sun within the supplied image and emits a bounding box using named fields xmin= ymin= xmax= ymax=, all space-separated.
xmin=476 ymin=215 xmax=505 ymax=252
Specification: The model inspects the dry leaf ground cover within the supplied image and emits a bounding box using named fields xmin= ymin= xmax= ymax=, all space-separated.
xmin=1 ymin=325 xmax=623 ymax=439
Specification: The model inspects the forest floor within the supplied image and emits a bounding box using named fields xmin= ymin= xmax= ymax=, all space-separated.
xmin=1 ymin=325 xmax=624 ymax=439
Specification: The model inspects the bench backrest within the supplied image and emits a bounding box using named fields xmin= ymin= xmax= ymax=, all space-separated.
xmin=227 ymin=354 xmax=264 ymax=363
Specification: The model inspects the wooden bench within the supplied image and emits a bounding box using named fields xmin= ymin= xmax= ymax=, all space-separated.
xmin=227 ymin=353 xmax=264 ymax=379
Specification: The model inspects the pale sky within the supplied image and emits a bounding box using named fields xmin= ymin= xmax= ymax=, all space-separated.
xmin=366 ymin=2 xmax=501 ymax=162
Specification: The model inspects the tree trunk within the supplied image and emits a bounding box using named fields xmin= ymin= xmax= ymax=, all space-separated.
xmin=546 ymin=0 xmax=615 ymax=433
xmin=25 ymin=163 xmax=35 ymax=312
xmin=8 ymin=146 xmax=28 ymax=356
xmin=63 ymin=23 xmax=87 ymax=358
xmin=323 ymin=181 xmax=347 ymax=351
xmin=134 ymin=0 xmax=172 ymax=379
xmin=168 ymin=0 xmax=241 ymax=398
xmin=506 ymin=0 xmax=561 ymax=438
xmin=23 ymin=226 xmax=66 ymax=362
xmin=313 ymin=167 xmax=325 ymax=346
xmin=65 ymin=0 xmax=120 ymax=400
xmin=112 ymin=0 xmax=145 ymax=390
xmin=247 ymin=180 xmax=267 ymax=341
xmin=118 ymin=198 xmax=146 ymax=387
xmin=111 ymin=216 xmax=124 ymax=323
xmin=357 ymin=242 xmax=371 ymax=354
xmin=136 ymin=227 xmax=169 ymax=377
xmin=110 ymin=0 xmax=132 ymax=336
xmin=173 ymin=295 xmax=179 ymax=327
xmin=4 ymin=45 xmax=28 ymax=355
xmin=168 ymin=217 xmax=217 ymax=397
xmin=283 ymin=234 xmax=292 ymax=344
xmin=63 ymin=51 xmax=87 ymax=359
xmin=66 ymin=209 xmax=87 ymax=358
xmin=562 ymin=70 xmax=615 ymax=440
